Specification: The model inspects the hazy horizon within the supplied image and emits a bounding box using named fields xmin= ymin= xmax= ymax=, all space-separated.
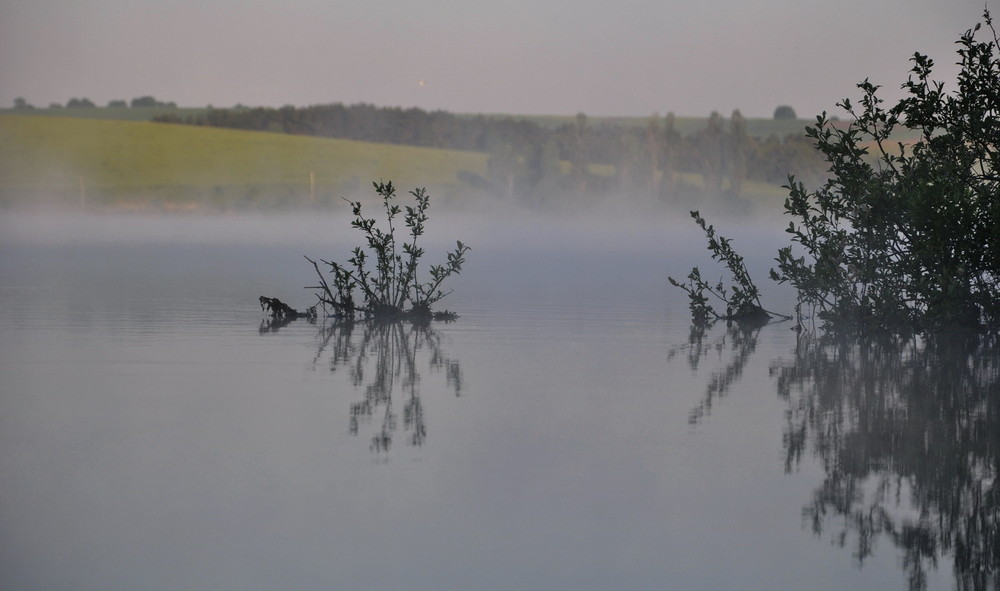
xmin=0 ymin=0 xmax=991 ymax=120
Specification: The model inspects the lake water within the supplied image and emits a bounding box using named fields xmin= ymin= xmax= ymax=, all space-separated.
xmin=0 ymin=212 xmax=995 ymax=591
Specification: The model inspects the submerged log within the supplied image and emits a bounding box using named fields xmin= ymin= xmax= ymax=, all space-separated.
xmin=726 ymin=304 xmax=774 ymax=325
xmin=259 ymin=296 xmax=316 ymax=321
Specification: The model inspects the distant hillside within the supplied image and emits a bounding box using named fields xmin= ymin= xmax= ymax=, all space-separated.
xmin=0 ymin=114 xmax=488 ymax=211
xmin=1 ymin=105 xmax=813 ymax=138
xmin=0 ymin=112 xmax=809 ymax=216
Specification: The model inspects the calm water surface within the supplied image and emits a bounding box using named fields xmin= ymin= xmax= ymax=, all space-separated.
xmin=0 ymin=213 xmax=993 ymax=590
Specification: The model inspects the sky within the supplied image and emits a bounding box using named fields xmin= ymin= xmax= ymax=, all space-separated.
xmin=0 ymin=0 xmax=993 ymax=119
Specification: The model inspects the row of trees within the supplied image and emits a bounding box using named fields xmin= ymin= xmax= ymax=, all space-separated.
xmin=153 ymin=103 xmax=826 ymax=206
xmin=13 ymin=96 xmax=177 ymax=110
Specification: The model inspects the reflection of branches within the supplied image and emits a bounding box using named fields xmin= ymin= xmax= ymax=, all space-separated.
xmin=259 ymin=316 xmax=296 ymax=334
xmin=260 ymin=313 xmax=316 ymax=334
xmin=667 ymin=322 xmax=713 ymax=371
xmin=773 ymin=331 xmax=1000 ymax=591
xmin=313 ymin=319 xmax=461 ymax=456
xmin=669 ymin=321 xmax=764 ymax=424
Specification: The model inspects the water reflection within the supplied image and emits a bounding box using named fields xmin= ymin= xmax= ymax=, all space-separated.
xmin=313 ymin=319 xmax=462 ymax=456
xmin=674 ymin=325 xmax=999 ymax=589
xmin=669 ymin=321 xmax=765 ymax=424
xmin=773 ymin=332 xmax=1000 ymax=590
xmin=259 ymin=314 xmax=302 ymax=333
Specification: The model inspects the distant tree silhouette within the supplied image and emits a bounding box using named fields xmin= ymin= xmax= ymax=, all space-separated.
xmin=773 ymin=104 xmax=797 ymax=120
xmin=130 ymin=95 xmax=175 ymax=108
xmin=694 ymin=111 xmax=725 ymax=194
xmin=728 ymin=109 xmax=751 ymax=196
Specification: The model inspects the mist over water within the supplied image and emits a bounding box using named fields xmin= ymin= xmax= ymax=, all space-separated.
xmin=0 ymin=206 xmax=799 ymax=328
xmin=1 ymin=208 xmax=968 ymax=591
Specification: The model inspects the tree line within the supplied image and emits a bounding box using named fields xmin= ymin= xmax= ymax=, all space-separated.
xmin=13 ymin=95 xmax=177 ymax=110
xmin=152 ymin=103 xmax=827 ymax=208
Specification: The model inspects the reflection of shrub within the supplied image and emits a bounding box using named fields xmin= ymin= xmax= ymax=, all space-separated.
xmin=774 ymin=331 xmax=1000 ymax=589
xmin=315 ymin=318 xmax=463 ymax=455
xmin=307 ymin=181 xmax=470 ymax=320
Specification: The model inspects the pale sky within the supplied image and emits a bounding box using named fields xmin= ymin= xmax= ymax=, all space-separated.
xmin=0 ymin=0 xmax=992 ymax=118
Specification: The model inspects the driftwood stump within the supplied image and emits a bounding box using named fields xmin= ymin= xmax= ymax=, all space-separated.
xmin=259 ymin=296 xmax=316 ymax=320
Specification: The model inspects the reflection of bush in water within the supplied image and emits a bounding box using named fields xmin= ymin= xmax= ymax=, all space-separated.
xmin=671 ymin=324 xmax=999 ymax=589
xmin=774 ymin=332 xmax=1000 ymax=591
xmin=668 ymin=321 xmax=764 ymax=424
xmin=314 ymin=320 xmax=462 ymax=455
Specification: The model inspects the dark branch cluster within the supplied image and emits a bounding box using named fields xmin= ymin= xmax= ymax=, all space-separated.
xmin=306 ymin=181 xmax=469 ymax=321
xmin=675 ymin=8 xmax=1000 ymax=335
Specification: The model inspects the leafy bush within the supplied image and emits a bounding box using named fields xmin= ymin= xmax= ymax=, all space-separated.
xmin=677 ymin=9 xmax=1000 ymax=333
xmin=771 ymin=10 xmax=1000 ymax=332
xmin=669 ymin=211 xmax=778 ymax=324
xmin=307 ymin=181 xmax=470 ymax=320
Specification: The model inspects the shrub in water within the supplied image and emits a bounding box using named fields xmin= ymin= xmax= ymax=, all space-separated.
xmin=307 ymin=181 xmax=469 ymax=321
xmin=676 ymin=9 xmax=1000 ymax=334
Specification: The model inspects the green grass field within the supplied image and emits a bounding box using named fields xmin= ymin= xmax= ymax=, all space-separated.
xmin=0 ymin=112 xmax=796 ymax=214
xmin=0 ymin=114 xmax=488 ymax=210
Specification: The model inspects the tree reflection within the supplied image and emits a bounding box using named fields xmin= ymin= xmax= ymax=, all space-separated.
xmin=773 ymin=332 xmax=1000 ymax=590
xmin=258 ymin=314 xmax=301 ymax=334
xmin=313 ymin=319 xmax=462 ymax=456
xmin=672 ymin=323 xmax=999 ymax=588
xmin=669 ymin=320 xmax=765 ymax=424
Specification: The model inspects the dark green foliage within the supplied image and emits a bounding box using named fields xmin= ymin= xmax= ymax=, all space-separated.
xmin=669 ymin=210 xmax=777 ymax=324
xmin=772 ymin=10 xmax=1000 ymax=332
xmin=668 ymin=266 xmax=716 ymax=325
xmin=66 ymin=97 xmax=96 ymax=108
xmin=307 ymin=181 xmax=469 ymax=320
xmin=676 ymin=10 xmax=1000 ymax=334
xmin=259 ymin=296 xmax=315 ymax=321
xmin=130 ymin=95 xmax=175 ymax=108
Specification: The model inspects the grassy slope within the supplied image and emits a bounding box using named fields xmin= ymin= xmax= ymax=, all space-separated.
xmin=0 ymin=114 xmax=487 ymax=209
xmin=0 ymin=112 xmax=795 ymax=214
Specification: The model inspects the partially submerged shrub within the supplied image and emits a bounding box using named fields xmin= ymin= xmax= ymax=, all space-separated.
xmin=307 ymin=181 xmax=469 ymax=321
xmin=675 ymin=9 xmax=1000 ymax=334
xmin=669 ymin=210 xmax=783 ymax=324
xmin=771 ymin=12 xmax=999 ymax=332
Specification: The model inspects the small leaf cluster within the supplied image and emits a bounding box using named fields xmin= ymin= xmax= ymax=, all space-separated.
xmin=307 ymin=181 xmax=470 ymax=320
xmin=669 ymin=210 xmax=773 ymax=324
